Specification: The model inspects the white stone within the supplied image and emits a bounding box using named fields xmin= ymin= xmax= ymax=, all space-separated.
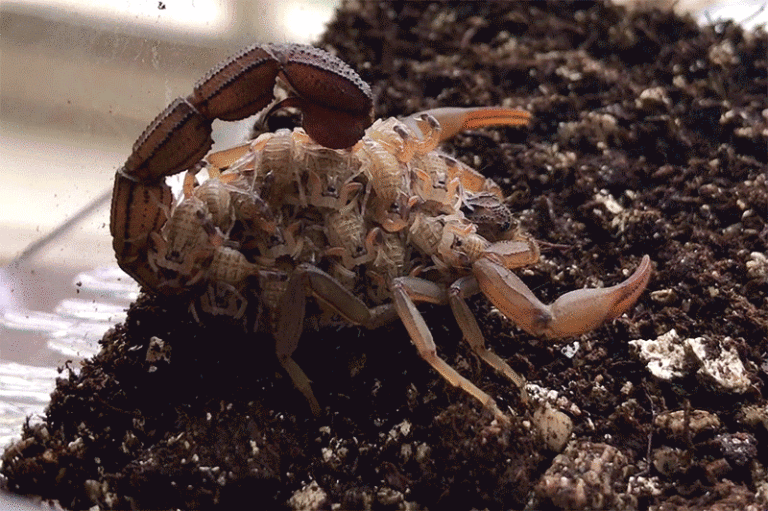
xmin=631 ymin=330 xmax=751 ymax=393
xmin=629 ymin=329 xmax=689 ymax=380
xmin=687 ymin=337 xmax=750 ymax=393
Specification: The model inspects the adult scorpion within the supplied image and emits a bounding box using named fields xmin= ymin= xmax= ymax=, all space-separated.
xmin=110 ymin=43 xmax=651 ymax=423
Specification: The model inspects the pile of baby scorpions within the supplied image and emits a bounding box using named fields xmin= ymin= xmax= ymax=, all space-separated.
xmin=110 ymin=43 xmax=651 ymax=424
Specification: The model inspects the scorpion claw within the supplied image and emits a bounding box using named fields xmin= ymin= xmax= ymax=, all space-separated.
xmin=403 ymin=106 xmax=531 ymax=143
xmin=546 ymin=255 xmax=652 ymax=337
xmin=474 ymin=255 xmax=651 ymax=339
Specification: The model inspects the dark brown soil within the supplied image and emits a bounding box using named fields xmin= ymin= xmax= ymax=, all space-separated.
xmin=2 ymin=1 xmax=767 ymax=510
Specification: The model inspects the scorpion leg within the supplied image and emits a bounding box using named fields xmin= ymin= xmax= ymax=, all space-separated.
xmin=391 ymin=276 xmax=510 ymax=424
xmin=205 ymin=142 xmax=252 ymax=172
xmin=482 ymin=238 xmax=541 ymax=268
xmin=474 ymin=255 xmax=652 ymax=339
xmin=448 ymin=276 xmax=527 ymax=393
xmin=275 ymin=264 xmax=396 ymax=415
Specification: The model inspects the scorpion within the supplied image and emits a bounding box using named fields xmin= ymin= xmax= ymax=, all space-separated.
xmin=110 ymin=43 xmax=651 ymax=423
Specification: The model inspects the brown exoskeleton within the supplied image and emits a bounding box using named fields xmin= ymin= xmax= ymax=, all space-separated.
xmin=110 ymin=43 xmax=651 ymax=423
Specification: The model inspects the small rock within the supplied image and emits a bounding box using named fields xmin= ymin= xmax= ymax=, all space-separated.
xmin=650 ymin=480 xmax=763 ymax=510
xmin=708 ymin=39 xmax=740 ymax=67
xmin=650 ymin=288 xmax=678 ymax=305
xmin=635 ymin=86 xmax=672 ymax=111
xmin=630 ymin=330 xmax=751 ymax=393
xmin=626 ymin=473 xmax=663 ymax=500
xmin=288 ymin=480 xmax=327 ymax=511
xmin=739 ymin=404 xmax=768 ymax=433
xmin=652 ymin=446 xmax=688 ymax=477
xmin=533 ymin=404 xmax=573 ymax=452
xmin=629 ymin=329 xmax=689 ymax=380
xmin=654 ymin=409 xmax=721 ymax=439
xmin=706 ymin=458 xmax=733 ymax=479
xmin=745 ymin=251 xmax=768 ymax=280
xmin=146 ymin=336 xmax=172 ymax=364
xmin=717 ymin=432 xmax=757 ymax=467
xmin=688 ymin=337 xmax=750 ymax=393
xmin=376 ymin=487 xmax=405 ymax=507
xmin=534 ymin=441 xmax=629 ymax=510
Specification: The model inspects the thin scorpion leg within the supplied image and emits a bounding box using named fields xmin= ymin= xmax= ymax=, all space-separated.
xmin=391 ymin=276 xmax=510 ymax=424
xmin=274 ymin=264 xmax=396 ymax=415
xmin=449 ymin=276 xmax=527 ymax=393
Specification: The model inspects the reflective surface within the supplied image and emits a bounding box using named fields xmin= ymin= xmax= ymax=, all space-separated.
xmin=0 ymin=265 xmax=137 ymax=447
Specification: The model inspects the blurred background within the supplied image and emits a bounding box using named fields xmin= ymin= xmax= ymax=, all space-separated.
xmin=0 ymin=0 xmax=764 ymax=507
xmin=1 ymin=0 xmax=341 ymax=268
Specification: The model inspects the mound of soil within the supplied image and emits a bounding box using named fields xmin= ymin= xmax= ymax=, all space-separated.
xmin=2 ymin=1 xmax=766 ymax=510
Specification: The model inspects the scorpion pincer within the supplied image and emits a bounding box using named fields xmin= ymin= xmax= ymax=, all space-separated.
xmin=110 ymin=43 xmax=652 ymax=425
